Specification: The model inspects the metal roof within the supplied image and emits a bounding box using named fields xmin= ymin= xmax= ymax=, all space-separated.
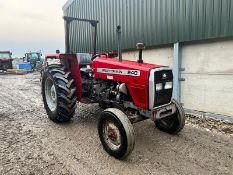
xmin=63 ymin=0 xmax=233 ymax=53
xmin=62 ymin=0 xmax=75 ymax=11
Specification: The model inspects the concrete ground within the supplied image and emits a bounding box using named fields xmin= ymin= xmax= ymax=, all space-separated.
xmin=0 ymin=73 xmax=233 ymax=175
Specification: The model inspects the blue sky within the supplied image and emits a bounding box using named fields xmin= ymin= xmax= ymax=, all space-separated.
xmin=0 ymin=0 xmax=67 ymax=57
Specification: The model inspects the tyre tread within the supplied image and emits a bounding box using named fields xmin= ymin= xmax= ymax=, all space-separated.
xmin=98 ymin=108 xmax=135 ymax=159
xmin=42 ymin=64 xmax=77 ymax=122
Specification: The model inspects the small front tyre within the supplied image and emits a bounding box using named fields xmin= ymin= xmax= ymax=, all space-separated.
xmin=98 ymin=108 xmax=135 ymax=159
xmin=155 ymin=99 xmax=186 ymax=134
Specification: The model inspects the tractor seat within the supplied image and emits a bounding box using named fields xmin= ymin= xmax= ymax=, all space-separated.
xmin=77 ymin=53 xmax=92 ymax=67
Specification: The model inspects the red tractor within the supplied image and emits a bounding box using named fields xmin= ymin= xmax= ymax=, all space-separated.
xmin=0 ymin=51 xmax=13 ymax=71
xmin=41 ymin=17 xmax=185 ymax=159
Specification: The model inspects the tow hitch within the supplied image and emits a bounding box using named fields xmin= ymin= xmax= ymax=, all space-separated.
xmin=152 ymin=103 xmax=176 ymax=121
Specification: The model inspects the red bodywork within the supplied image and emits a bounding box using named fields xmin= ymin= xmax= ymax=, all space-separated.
xmin=56 ymin=54 xmax=163 ymax=110
xmin=46 ymin=53 xmax=82 ymax=100
xmin=92 ymin=56 xmax=162 ymax=109
xmin=45 ymin=54 xmax=60 ymax=60
xmin=60 ymin=54 xmax=82 ymax=101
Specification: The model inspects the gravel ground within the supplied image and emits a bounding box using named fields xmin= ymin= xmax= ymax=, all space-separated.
xmin=0 ymin=73 xmax=233 ymax=175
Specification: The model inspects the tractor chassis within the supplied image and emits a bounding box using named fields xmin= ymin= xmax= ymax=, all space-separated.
xmin=123 ymin=101 xmax=177 ymax=123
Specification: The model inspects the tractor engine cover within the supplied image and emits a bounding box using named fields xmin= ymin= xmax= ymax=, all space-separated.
xmin=92 ymin=56 xmax=163 ymax=109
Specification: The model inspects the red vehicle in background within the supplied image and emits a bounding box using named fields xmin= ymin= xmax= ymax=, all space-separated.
xmin=0 ymin=51 xmax=13 ymax=70
xmin=44 ymin=50 xmax=62 ymax=66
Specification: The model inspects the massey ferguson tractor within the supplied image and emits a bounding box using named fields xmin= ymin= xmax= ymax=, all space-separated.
xmin=41 ymin=16 xmax=185 ymax=159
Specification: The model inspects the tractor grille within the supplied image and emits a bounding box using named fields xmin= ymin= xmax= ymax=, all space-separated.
xmin=154 ymin=70 xmax=173 ymax=107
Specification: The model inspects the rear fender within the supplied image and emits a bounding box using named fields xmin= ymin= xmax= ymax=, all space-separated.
xmin=60 ymin=54 xmax=82 ymax=101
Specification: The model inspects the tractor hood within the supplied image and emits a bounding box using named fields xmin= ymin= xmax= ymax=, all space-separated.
xmin=92 ymin=56 xmax=163 ymax=72
xmin=92 ymin=56 xmax=165 ymax=83
xmin=92 ymin=56 xmax=168 ymax=109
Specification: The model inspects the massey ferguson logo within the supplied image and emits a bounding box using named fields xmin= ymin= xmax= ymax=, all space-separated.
xmin=97 ymin=68 xmax=140 ymax=77
xmin=162 ymin=73 xmax=167 ymax=79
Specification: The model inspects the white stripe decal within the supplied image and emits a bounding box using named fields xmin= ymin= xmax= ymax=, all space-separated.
xmin=97 ymin=68 xmax=141 ymax=77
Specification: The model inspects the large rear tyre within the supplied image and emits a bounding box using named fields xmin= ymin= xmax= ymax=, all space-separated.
xmin=41 ymin=65 xmax=77 ymax=122
xmin=155 ymin=99 xmax=185 ymax=134
xmin=98 ymin=108 xmax=135 ymax=159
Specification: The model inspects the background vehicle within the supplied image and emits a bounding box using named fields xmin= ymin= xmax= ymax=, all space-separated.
xmin=0 ymin=51 xmax=13 ymax=70
xmin=24 ymin=51 xmax=43 ymax=70
xmin=44 ymin=50 xmax=62 ymax=66
xmin=41 ymin=16 xmax=185 ymax=159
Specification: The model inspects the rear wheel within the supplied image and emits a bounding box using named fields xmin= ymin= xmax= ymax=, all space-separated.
xmin=98 ymin=108 xmax=135 ymax=159
xmin=41 ymin=65 xmax=77 ymax=122
xmin=155 ymin=99 xmax=185 ymax=134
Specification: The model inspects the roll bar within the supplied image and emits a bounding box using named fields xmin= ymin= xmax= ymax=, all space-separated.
xmin=63 ymin=16 xmax=99 ymax=56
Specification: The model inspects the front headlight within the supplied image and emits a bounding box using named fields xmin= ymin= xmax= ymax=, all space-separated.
xmin=164 ymin=82 xmax=173 ymax=89
xmin=156 ymin=83 xmax=163 ymax=91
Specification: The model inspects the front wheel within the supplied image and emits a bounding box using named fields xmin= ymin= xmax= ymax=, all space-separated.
xmin=98 ymin=108 xmax=135 ymax=159
xmin=155 ymin=99 xmax=186 ymax=134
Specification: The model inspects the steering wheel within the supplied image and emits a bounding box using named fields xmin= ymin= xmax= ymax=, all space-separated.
xmin=92 ymin=53 xmax=108 ymax=60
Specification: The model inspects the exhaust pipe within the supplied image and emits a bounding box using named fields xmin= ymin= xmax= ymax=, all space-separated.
xmin=136 ymin=43 xmax=145 ymax=63
xmin=116 ymin=25 xmax=122 ymax=62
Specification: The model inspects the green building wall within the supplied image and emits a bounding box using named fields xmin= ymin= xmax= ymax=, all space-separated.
xmin=63 ymin=0 xmax=233 ymax=53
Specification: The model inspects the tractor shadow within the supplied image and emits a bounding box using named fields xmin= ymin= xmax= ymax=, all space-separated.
xmin=60 ymin=103 xmax=187 ymax=156
xmin=60 ymin=103 xmax=102 ymax=127
xmin=46 ymin=103 xmax=233 ymax=173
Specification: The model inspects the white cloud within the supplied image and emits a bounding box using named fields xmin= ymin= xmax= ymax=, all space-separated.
xmin=0 ymin=0 xmax=68 ymax=57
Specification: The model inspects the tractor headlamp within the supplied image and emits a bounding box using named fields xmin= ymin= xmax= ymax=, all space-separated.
xmin=165 ymin=82 xmax=173 ymax=89
xmin=156 ymin=83 xmax=163 ymax=91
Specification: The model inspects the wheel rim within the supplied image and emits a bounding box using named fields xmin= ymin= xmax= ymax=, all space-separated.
xmin=45 ymin=77 xmax=57 ymax=112
xmin=102 ymin=121 xmax=121 ymax=151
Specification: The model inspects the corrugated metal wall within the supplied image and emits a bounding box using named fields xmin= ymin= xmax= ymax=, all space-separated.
xmin=63 ymin=0 xmax=233 ymax=53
